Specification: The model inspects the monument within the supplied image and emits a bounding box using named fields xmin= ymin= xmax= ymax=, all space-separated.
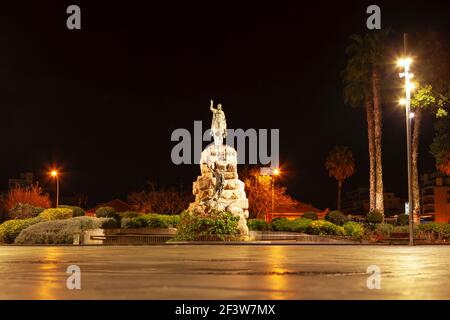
xmin=186 ymin=100 xmax=249 ymax=237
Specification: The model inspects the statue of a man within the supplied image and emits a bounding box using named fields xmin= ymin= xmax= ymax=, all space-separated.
xmin=210 ymin=99 xmax=227 ymax=146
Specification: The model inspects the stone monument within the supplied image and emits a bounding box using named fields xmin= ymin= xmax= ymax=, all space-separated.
xmin=186 ymin=100 xmax=249 ymax=237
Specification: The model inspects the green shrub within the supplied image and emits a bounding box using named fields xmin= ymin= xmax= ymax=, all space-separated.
xmin=0 ymin=217 xmax=42 ymax=243
xmin=290 ymin=218 xmax=312 ymax=233
xmin=247 ymin=219 xmax=271 ymax=231
xmin=308 ymin=220 xmax=345 ymax=236
xmin=343 ymin=221 xmax=364 ymax=239
xmin=422 ymin=223 xmax=450 ymax=239
xmin=73 ymin=216 xmax=118 ymax=229
xmin=367 ymin=210 xmax=383 ymax=224
xmin=95 ymin=206 xmax=118 ymax=219
xmin=39 ymin=208 xmax=73 ymax=221
xmin=270 ymin=218 xmax=312 ymax=233
xmin=122 ymin=214 xmax=180 ymax=229
xmin=119 ymin=211 xmax=140 ymax=219
xmin=375 ymin=223 xmax=394 ymax=238
xmin=59 ymin=205 xmax=85 ymax=217
xmin=325 ymin=210 xmax=348 ymax=226
xmin=15 ymin=220 xmax=80 ymax=244
xmin=8 ymin=203 xmax=46 ymax=219
xmin=271 ymin=218 xmax=292 ymax=231
xmin=174 ymin=210 xmax=240 ymax=241
xmin=302 ymin=211 xmax=318 ymax=220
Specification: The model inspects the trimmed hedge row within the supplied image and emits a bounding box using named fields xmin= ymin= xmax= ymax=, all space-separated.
xmin=121 ymin=213 xmax=180 ymax=229
xmin=247 ymin=218 xmax=364 ymax=239
xmin=15 ymin=216 xmax=118 ymax=245
xmin=0 ymin=217 xmax=42 ymax=243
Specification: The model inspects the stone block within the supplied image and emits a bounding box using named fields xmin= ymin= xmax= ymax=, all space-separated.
xmin=223 ymin=172 xmax=238 ymax=180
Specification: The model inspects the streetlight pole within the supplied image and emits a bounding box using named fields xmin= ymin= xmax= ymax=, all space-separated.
xmin=271 ymin=168 xmax=280 ymax=221
xmin=399 ymin=33 xmax=414 ymax=246
xmin=50 ymin=170 xmax=60 ymax=208
xmin=56 ymin=175 xmax=59 ymax=208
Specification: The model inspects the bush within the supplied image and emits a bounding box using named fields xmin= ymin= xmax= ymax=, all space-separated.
xmin=14 ymin=217 xmax=119 ymax=245
xmin=122 ymin=213 xmax=180 ymax=229
xmin=39 ymin=208 xmax=73 ymax=221
xmin=396 ymin=213 xmax=409 ymax=226
xmin=119 ymin=211 xmax=140 ymax=219
xmin=8 ymin=203 xmax=45 ymax=219
xmin=419 ymin=223 xmax=450 ymax=239
xmin=15 ymin=219 xmax=81 ymax=244
xmin=366 ymin=210 xmax=383 ymax=224
xmin=271 ymin=218 xmax=292 ymax=231
xmin=0 ymin=217 xmax=42 ymax=243
xmin=290 ymin=218 xmax=312 ymax=233
xmin=375 ymin=223 xmax=394 ymax=238
xmin=59 ymin=205 xmax=85 ymax=217
xmin=308 ymin=220 xmax=345 ymax=236
xmin=302 ymin=211 xmax=318 ymax=220
xmin=95 ymin=206 xmax=118 ymax=219
xmin=247 ymin=219 xmax=271 ymax=231
xmin=174 ymin=210 xmax=240 ymax=241
xmin=343 ymin=221 xmax=364 ymax=239
xmin=325 ymin=210 xmax=348 ymax=226
xmin=73 ymin=216 xmax=118 ymax=229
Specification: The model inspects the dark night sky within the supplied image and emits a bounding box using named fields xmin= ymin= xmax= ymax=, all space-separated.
xmin=0 ymin=1 xmax=449 ymax=209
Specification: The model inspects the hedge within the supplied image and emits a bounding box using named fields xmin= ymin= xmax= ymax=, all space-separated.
xmin=95 ymin=206 xmax=118 ymax=219
xmin=59 ymin=205 xmax=85 ymax=217
xmin=325 ymin=211 xmax=348 ymax=226
xmin=247 ymin=219 xmax=271 ymax=231
xmin=8 ymin=203 xmax=46 ymax=219
xmin=174 ymin=211 xmax=240 ymax=241
xmin=39 ymin=208 xmax=73 ymax=221
xmin=308 ymin=220 xmax=345 ymax=236
xmin=122 ymin=214 xmax=180 ymax=229
xmin=0 ymin=217 xmax=42 ymax=243
xmin=343 ymin=221 xmax=364 ymax=239
xmin=14 ymin=217 xmax=118 ymax=244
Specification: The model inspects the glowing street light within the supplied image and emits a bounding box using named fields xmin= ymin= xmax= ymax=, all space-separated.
xmin=49 ymin=169 xmax=60 ymax=208
xmin=398 ymin=34 xmax=415 ymax=246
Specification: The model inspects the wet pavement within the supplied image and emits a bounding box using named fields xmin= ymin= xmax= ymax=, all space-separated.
xmin=0 ymin=245 xmax=449 ymax=299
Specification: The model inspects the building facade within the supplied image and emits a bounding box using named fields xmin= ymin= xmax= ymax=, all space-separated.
xmin=421 ymin=172 xmax=450 ymax=223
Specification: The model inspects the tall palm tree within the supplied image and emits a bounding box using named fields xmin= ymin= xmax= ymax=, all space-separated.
xmin=343 ymin=34 xmax=375 ymax=212
xmin=325 ymin=146 xmax=356 ymax=211
xmin=343 ymin=31 xmax=390 ymax=217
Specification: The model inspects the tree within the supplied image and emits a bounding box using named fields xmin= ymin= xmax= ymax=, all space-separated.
xmin=2 ymin=184 xmax=51 ymax=215
xmin=410 ymin=31 xmax=450 ymax=216
xmin=343 ymin=30 xmax=390 ymax=215
xmin=325 ymin=146 xmax=355 ymax=211
xmin=240 ymin=166 xmax=292 ymax=219
xmin=127 ymin=182 xmax=192 ymax=214
xmin=430 ymin=118 xmax=450 ymax=175
xmin=343 ymin=34 xmax=376 ymax=212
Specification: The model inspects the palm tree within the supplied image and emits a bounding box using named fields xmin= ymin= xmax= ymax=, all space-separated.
xmin=343 ymin=34 xmax=375 ymax=212
xmin=325 ymin=146 xmax=356 ymax=211
xmin=343 ymin=31 xmax=390 ymax=217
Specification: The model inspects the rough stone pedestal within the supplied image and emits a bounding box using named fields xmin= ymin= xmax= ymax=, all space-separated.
xmin=187 ymin=144 xmax=249 ymax=237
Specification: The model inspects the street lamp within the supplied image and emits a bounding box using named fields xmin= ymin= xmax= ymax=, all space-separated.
xmin=271 ymin=168 xmax=280 ymax=218
xmin=397 ymin=35 xmax=415 ymax=246
xmin=50 ymin=170 xmax=60 ymax=208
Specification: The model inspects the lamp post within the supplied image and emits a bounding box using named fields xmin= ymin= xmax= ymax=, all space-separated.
xmin=398 ymin=34 xmax=415 ymax=246
xmin=50 ymin=170 xmax=59 ymax=208
xmin=271 ymin=168 xmax=280 ymax=220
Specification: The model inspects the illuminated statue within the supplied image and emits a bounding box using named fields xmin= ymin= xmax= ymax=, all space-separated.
xmin=210 ymin=99 xmax=227 ymax=145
